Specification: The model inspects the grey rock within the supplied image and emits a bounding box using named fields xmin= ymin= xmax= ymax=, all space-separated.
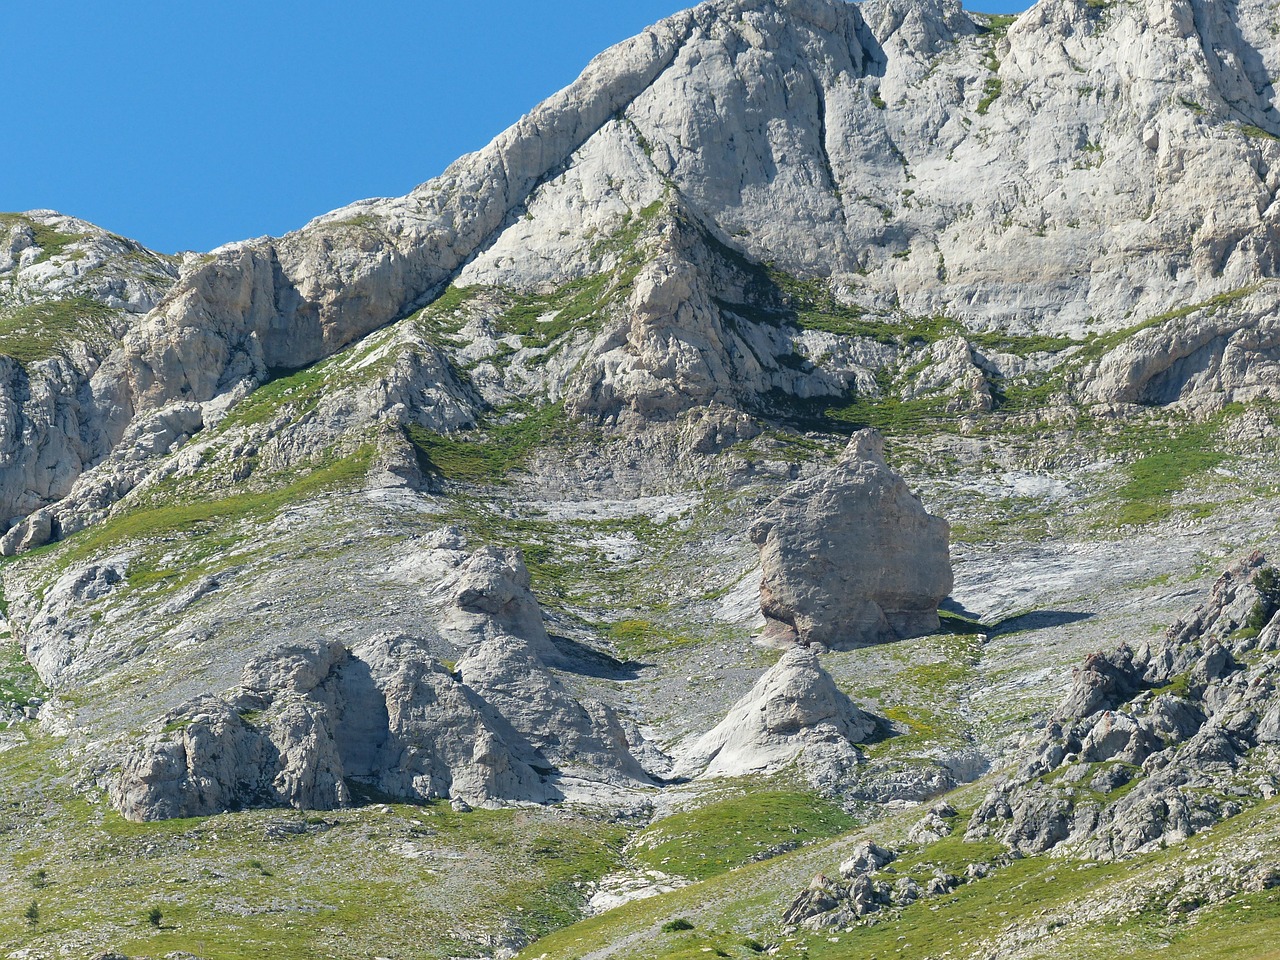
xmin=838 ymin=840 xmax=896 ymax=879
xmin=782 ymin=874 xmax=843 ymax=926
xmin=970 ymin=555 xmax=1280 ymax=859
xmin=678 ymin=646 xmax=875 ymax=778
xmin=113 ymin=614 xmax=655 ymax=819
xmin=908 ymin=803 xmax=958 ymax=844
xmin=750 ymin=429 xmax=952 ymax=649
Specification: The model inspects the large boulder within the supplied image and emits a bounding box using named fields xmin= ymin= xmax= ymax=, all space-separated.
xmin=678 ymin=646 xmax=875 ymax=778
xmin=749 ymin=429 xmax=952 ymax=649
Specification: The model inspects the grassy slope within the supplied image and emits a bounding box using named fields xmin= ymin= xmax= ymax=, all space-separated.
xmin=522 ymin=793 xmax=1280 ymax=960
xmin=0 ymin=735 xmax=628 ymax=960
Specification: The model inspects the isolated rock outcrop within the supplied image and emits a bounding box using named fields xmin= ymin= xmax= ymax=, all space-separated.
xmin=678 ymin=646 xmax=875 ymax=778
xmin=445 ymin=545 xmax=567 ymax=665
xmin=114 ymin=627 xmax=656 ymax=820
xmin=750 ymin=429 xmax=952 ymax=649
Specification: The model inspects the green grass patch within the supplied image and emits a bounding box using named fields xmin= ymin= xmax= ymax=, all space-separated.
xmin=980 ymin=13 xmax=1019 ymax=37
xmin=404 ymin=401 xmax=574 ymax=484
xmin=977 ymin=76 xmax=1003 ymax=115
xmin=1239 ymin=124 xmax=1279 ymax=141
xmin=220 ymin=362 xmax=331 ymax=429
xmin=938 ymin=609 xmax=991 ymax=635
xmin=414 ymin=284 xmax=485 ymax=339
xmin=0 ymin=297 xmax=117 ymax=365
xmin=891 ymin=832 xmax=1007 ymax=881
xmin=0 ymin=215 xmax=87 ymax=265
xmin=630 ymin=790 xmax=855 ymax=882
xmin=605 ymin=619 xmax=698 ymax=659
xmin=37 ymin=447 xmax=374 ymax=577
xmin=0 ymin=735 xmax=629 ymax=960
xmin=495 ymin=273 xmax=614 ymax=347
xmin=0 ymin=640 xmax=45 ymax=708
xmin=1152 ymin=671 xmax=1192 ymax=699
xmin=1104 ymin=409 xmax=1235 ymax=527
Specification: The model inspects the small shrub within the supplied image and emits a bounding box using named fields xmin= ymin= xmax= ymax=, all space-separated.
xmin=148 ymin=905 xmax=163 ymax=927
xmin=24 ymin=901 xmax=39 ymax=926
xmin=30 ymin=868 xmax=47 ymax=889
xmin=662 ymin=918 xmax=695 ymax=932
xmin=1247 ymin=566 xmax=1280 ymax=632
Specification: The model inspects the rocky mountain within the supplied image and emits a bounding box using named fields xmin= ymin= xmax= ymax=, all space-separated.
xmin=1 ymin=0 xmax=1279 ymax=957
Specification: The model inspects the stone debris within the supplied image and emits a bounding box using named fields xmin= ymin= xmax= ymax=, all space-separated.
xmin=969 ymin=554 xmax=1280 ymax=859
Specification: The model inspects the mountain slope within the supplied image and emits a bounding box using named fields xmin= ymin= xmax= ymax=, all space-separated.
xmin=1 ymin=0 xmax=1280 ymax=957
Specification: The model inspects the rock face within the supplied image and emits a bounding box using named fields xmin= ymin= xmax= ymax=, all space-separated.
xmin=5 ymin=0 xmax=1280 ymax=558
xmin=111 ymin=547 xmax=656 ymax=821
xmin=0 ymin=212 xmax=178 ymax=536
xmin=678 ymin=646 xmax=875 ymax=778
xmin=1 ymin=0 xmax=1278 ymax=849
xmin=750 ymin=429 xmax=952 ymax=649
xmin=115 ymin=630 xmax=655 ymax=821
xmin=968 ymin=553 xmax=1280 ymax=859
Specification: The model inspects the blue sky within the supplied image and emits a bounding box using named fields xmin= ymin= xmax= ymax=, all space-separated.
xmin=2 ymin=0 xmax=1030 ymax=253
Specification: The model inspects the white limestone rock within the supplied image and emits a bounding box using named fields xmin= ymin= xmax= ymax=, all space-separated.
xmin=678 ymin=646 xmax=875 ymax=778
xmin=750 ymin=428 xmax=953 ymax=649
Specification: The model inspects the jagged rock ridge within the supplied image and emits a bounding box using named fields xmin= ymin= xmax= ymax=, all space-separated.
xmin=4 ymin=0 xmax=1280 ymax=553
xmin=968 ymin=553 xmax=1280 ymax=859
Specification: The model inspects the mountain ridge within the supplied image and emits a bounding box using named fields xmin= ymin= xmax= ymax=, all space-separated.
xmin=2 ymin=0 xmax=1280 ymax=957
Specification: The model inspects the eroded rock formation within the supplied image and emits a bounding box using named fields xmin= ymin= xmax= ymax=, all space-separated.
xmin=968 ymin=553 xmax=1280 ymax=859
xmin=678 ymin=646 xmax=875 ymax=778
xmin=750 ymin=429 xmax=953 ymax=649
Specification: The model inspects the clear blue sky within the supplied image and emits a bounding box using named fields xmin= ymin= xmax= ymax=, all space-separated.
xmin=2 ymin=0 xmax=1030 ymax=254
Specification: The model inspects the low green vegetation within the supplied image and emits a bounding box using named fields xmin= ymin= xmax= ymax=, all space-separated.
xmin=1239 ymin=123 xmax=1279 ymax=141
xmin=975 ymin=15 xmax=1014 ymax=115
xmin=322 ymin=213 xmax=379 ymax=231
xmin=0 ymin=214 xmax=87 ymax=265
xmin=0 ymin=641 xmax=46 ymax=709
xmin=1246 ymin=566 xmax=1280 ymax=632
xmin=220 ymin=361 xmax=332 ymax=429
xmin=525 ymin=795 xmax=1280 ymax=960
xmin=418 ymin=200 xmax=664 ymax=357
xmin=1075 ymin=286 xmax=1258 ymax=365
xmin=1103 ymin=408 xmax=1236 ymax=527
xmin=494 ymin=273 xmax=615 ymax=347
xmin=34 ymin=446 xmax=375 ymax=582
xmin=0 ymin=297 xmax=117 ymax=365
xmin=630 ymin=789 xmax=855 ymax=882
xmin=404 ymin=401 xmax=575 ymax=484
xmin=605 ymin=619 xmax=698 ymax=659
xmin=977 ymin=76 xmax=1003 ymax=115
xmin=494 ymin=201 xmax=666 ymax=349
xmin=983 ymin=13 xmax=1019 ymax=37
xmin=0 ymin=736 xmax=629 ymax=959
xmin=414 ymin=284 xmax=485 ymax=340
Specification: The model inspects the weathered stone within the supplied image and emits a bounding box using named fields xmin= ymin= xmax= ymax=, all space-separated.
xmin=750 ymin=429 xmax=952 ymax=649
xmin=678 ymin=646 xmax=875 ymax=778
xmin=838 ymin=840 xmax=896 ymax=879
